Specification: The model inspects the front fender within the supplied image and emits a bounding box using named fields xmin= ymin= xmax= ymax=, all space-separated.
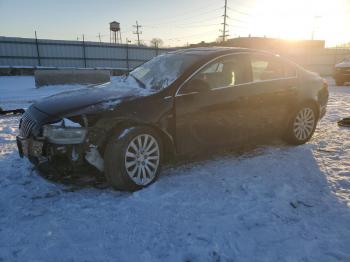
xmin=86 ymin=115 xmax=176 ymax=160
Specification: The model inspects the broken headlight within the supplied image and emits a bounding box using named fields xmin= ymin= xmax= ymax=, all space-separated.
xmin=43 ymin=125 xmax=87 ymax=144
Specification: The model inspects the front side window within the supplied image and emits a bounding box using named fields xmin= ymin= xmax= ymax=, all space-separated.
xmin=184 ymin=55 xmax=246 ymax=92
xmin=201 ymin=62 xmax=224 ymax=74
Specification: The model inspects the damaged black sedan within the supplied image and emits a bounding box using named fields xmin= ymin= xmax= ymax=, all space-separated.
xmin=17 ymin=47 xmax=329 ymax=191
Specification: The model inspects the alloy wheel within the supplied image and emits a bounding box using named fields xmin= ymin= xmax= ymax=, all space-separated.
xmin=293 ymin=107 xmax=315 ymax=141
xmin=124 ymin=134 xmax=160 ymax=185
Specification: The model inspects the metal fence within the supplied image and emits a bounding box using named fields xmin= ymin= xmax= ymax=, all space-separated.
xmin=1 ymin=36 xmax=350 ymax=75
xmin=0 ymin=36 xmax=172 ymax=70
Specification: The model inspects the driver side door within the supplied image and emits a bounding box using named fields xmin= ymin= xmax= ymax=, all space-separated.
xmin=174 ymin=54 xmax=251 ymax=156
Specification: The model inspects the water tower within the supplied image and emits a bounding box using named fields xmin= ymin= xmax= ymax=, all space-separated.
xmin=110 ymin=21 xmax=122 ymax=44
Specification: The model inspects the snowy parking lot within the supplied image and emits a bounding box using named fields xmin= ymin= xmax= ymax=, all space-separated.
xmin=0 ymin=76 xmax=350 ymax=261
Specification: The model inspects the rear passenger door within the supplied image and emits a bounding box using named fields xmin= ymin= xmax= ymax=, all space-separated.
xmin=247 ymin=53 xmax=298 ymax=138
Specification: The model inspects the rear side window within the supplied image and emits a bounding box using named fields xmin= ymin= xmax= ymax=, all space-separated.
xmin=250 ymin=54 xmax=297 ymax=81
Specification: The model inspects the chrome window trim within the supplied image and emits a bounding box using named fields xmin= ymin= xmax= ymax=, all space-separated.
xmin=175 ymin=52 xmax=298 ymax=97
xmin=176 ymin=91 xmax=199 ymax=97
xmin=210 ymin=76 xmax=298 ymax=91
xmin=210 ymin=82 xmax=251 ymax=91
xmin=175 ymin=53 xmax=246 ymax=97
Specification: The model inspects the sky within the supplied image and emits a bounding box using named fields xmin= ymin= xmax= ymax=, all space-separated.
xmin=0 ymin=0 xmax=349 ymax=47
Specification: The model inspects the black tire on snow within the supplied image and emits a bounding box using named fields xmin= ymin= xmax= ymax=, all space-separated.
xmin=104 ymin=126 xmax=162 ymax=191
xmin=284 ymin=104 xmax=318 ymax=145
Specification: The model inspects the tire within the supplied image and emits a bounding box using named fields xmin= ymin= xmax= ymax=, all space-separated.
xmin=104 ymin=126 xmax=162 ymax=191
xmin=284 ymin=104 xmax=318 ymax=145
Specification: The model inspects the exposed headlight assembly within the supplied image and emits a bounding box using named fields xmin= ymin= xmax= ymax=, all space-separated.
xmin=43 ymin=125 xmax=87 ymax=144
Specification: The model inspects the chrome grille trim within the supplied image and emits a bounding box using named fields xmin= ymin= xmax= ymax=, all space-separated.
xmin=19 ymin=111 xmax=38 ymax=138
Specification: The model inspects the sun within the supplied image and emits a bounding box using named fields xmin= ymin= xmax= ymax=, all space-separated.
xmin=237 ymin=0 xmax=349 ymax=46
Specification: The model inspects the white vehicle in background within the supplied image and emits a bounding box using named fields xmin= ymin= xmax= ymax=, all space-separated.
xmin=333 ymin=56 xmax=350 ymax=86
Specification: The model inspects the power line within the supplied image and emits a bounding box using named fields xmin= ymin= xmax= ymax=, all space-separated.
xmin=231 ymin=9 xmax=251 ymax=16
xmin=227 ymin=16 xmax=248 ymax=24
xmin=174 ymin=23 xmax=221 ymax=29
xmin=144 ymin=16 xmax=222 ymax=30
xmin=227 ymin=6 xmax=253 ymax=17
xmin=126 ymin=2 xmax=255 ymax=45
xmin=166 ymin=28 xmax=219 ymax=41
xmin=230 ymin=23 xmax=249 ymax=29
xmin=133 ymin=21 xmax=142 ymax=46
xmin=143 ymin=7 xmax=223 ymax=27
xmin=230 ymin=1 xmax=256 ymax=12
xmin=142 ymin=1 xmax=222 ymax=24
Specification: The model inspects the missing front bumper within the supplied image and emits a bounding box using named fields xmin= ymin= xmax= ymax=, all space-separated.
xmin=16 ymin=136 xmax=104 ymax=173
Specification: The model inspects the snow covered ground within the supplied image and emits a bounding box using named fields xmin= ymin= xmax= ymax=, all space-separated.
xmin=0 ymin=76 xmax=350 ymax=262
xmin=0 ymin=76 xmax=87 ymax=110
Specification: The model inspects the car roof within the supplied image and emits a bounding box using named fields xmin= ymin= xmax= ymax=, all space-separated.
xmin=168 ymin=47 xmax=276 ymax=57
xmin=168 ymin=47 xmax=304 ymax=72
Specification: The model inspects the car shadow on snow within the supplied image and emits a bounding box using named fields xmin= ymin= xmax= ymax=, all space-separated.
xmin=34 ymin=162 xmax=110 ymax=191
xmin=24 ymin=145 xmax=350 ymax=259
xmin=5 ymin=132 xmax=350 ymax=213
xmin=3 ymin=138 xmax=350 ymax=261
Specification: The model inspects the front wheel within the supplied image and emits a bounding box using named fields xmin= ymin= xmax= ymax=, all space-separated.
xmin=284 ymin=105 xmax=318 ymax=145
xmin=104 ymin=127 xmax=162 ymax=191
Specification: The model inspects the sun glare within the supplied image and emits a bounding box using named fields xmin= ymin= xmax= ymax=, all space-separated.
xmin=230 ymin=0 xmax=349 ymax=46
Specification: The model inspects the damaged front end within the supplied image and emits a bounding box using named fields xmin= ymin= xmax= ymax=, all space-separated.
xmin=16 ymin=107 xmax=105 ymax=174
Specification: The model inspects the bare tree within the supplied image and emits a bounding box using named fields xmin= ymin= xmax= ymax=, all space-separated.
xmin=150 ymin=38 xmax=163 ymax=48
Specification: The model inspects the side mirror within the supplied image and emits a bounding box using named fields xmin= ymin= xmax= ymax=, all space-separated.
xmin=184 ymin=78 xmax=210 ymax=93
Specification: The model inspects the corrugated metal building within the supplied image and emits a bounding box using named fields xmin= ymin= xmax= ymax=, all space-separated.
xmin=0 ymin=36 xmax=172 ymax=70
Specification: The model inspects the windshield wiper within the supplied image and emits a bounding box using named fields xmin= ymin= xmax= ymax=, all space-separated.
xmin=129 ymin=74 xmax=146 ymax=89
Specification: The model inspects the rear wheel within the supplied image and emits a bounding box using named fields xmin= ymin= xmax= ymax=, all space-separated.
xmin=104 ymin=126 xmax=162 ymax=191
xmin=285 ymin=105 xmax=318 ymax=145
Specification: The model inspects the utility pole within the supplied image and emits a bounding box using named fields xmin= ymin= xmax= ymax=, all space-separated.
xmin=133 ymin=21 xmax=142 ymax=46
xmin=82 ymin=34 xmax=87 ymax=68
xmin=221 ymin=0 xmax=229 ymax=42
xmin=126 ymin=38 xmax=131 ymax=72
xmin=34 ymin=30 xmax=41 ymax=66
xmin=311 ymin=16 xmax=321 ymax=40
xmin=98 ymin=33 xmax=102 ymax=43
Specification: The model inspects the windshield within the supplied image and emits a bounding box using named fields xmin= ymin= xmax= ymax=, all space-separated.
xmin=129 ymin=52 xmax=200 ymax=90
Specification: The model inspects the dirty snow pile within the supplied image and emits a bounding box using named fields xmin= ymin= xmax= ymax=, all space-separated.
xmin=0 ymin=76 xmax=350 ymax=262
xmin=0 ymin=76 xmax=86 ymax=110
xmin=0 ymin=75 xmax=152 ymax=111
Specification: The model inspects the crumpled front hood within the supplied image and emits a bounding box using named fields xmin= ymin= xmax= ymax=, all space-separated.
xmin=33 ymin=77 xmax=153 ymax=117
